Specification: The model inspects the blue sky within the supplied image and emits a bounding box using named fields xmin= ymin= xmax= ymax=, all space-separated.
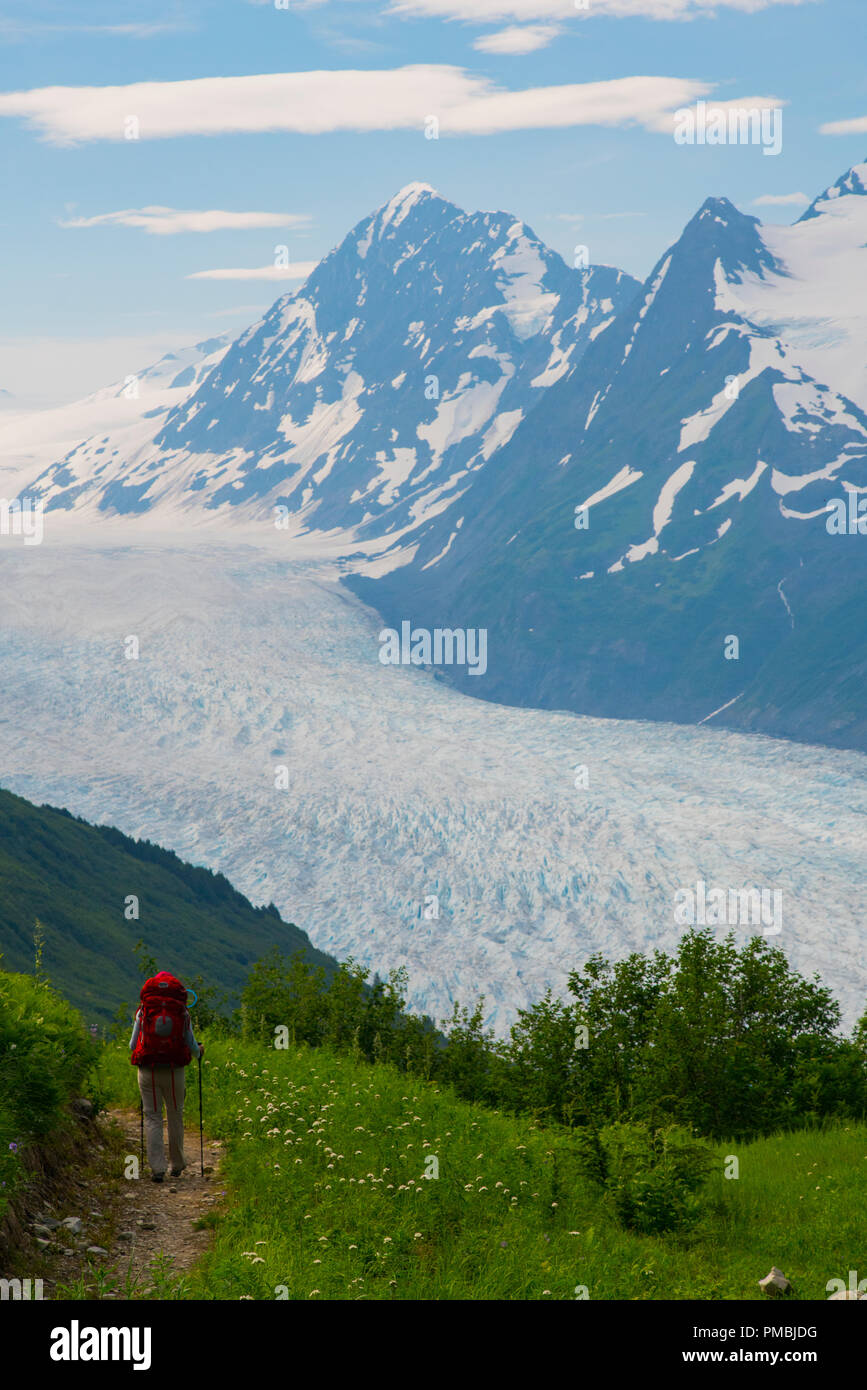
xmin=0 ymin=0 xmax=864 ymax=404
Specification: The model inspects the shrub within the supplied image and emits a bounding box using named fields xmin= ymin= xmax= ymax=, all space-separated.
xmin=574 ymin=1121 xmax=715 ymax=1234
xmin=0 ymin=967 xmax=94 ymax=1216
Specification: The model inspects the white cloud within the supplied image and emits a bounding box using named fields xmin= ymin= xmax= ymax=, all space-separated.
xmin=449 ymin=76 xmax=713 ymax=136
xmin=0 ymin=68 xmax=478 ymax=143
xmin=388 ymin=0 xmax=810 ymax=20
xmin=0 ymin=67 xmax=711 ymax=143
xmin=473 ymin=24 xmax=560 ymax=53
xmin=643 ymin=94 xmax=785 ymax=135
xmin=0 ymin=19 xmax=191 ymax=38
xmin=253 ymin=0 xmax=801 ymax=7
xmin=187 ymin=263 xmax=319 ymax=281
xmin=59 ymin=206 xmax=311 ymax=235
xmin=820 ymin=114 xmax=867 ymax=135
xmin=752 ymin=191 xmax=809 ymax=206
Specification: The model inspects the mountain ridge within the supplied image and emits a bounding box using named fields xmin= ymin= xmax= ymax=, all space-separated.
xmin=348 ymin=159 xmax=867 ymax=751
xmin=23 ymin=182 xmax=638 ymax=538
xmin=10 ymin=161 xmax=867 ymax=749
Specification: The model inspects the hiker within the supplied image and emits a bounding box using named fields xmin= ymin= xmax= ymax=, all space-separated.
xmin=129 ymin=971 xmax=204 ymax=1183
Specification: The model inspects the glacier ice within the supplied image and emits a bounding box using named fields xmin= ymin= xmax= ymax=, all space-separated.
xmin=0 ymin=529 xmax=865 ymax=1034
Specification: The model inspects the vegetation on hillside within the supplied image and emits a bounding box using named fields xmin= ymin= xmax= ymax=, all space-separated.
xmin=0 ymin=956 xmax=95 ymax=1222
xmin=0 ymin=786 xmax=338 ymax=1020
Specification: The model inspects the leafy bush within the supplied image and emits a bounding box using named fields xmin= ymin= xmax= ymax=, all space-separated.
xmin=574 ymin=1122 xmax=715 ymax=1234
xmin=240 ymin=949 xmax=439 ymax=1076
xmin=0 ymin=966 xmax=94 ymax=1215
xmin=559 ymin=931 xmax=866 ymax=1138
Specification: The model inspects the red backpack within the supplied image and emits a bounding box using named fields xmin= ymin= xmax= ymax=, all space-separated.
xmin=131 ymin=972 xmax=192 ymax=1069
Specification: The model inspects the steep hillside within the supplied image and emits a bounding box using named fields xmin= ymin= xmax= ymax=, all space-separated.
xmin=0 ymin=786 xmax=337 ymax=1021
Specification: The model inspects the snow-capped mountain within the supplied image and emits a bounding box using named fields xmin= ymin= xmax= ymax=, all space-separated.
xmin=24 ymin=183 xmax=637 ymax=530
xmin=13 ymin=162 xmax=867 ymax=751
xmin=353 ymin=161 xmax=867 ymax=752
xmin=0 ymin=333 xmax=231 ymax=501
xmin=721 ymin=161 xmax=867 ymax=415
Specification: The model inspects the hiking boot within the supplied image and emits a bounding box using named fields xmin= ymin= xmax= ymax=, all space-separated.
xmin=151 ymin=1172 xmax=165 ymax=1183
xmin=170 ymin=1168 xmax=184 ymax=1178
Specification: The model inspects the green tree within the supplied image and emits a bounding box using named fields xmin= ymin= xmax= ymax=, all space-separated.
xmin=502 ymin=991 xmax=583 ymax=1124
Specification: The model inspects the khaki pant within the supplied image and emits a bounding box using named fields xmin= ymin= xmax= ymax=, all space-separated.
xmin=137 ymin=1065 xmax=187 ymax=1176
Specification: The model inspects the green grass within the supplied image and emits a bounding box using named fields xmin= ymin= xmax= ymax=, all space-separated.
xmin=99 ymin=1037 xmax=867 ymax=1301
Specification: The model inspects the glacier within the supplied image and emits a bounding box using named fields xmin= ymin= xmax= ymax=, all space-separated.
xmin=1 ymin=526 xmax=865 ymax=1034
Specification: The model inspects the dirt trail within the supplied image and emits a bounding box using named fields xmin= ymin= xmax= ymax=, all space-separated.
xmin=97 ymin=1106 xmax=225 ymax=1293
xmin=19 ymin=1105 xmax=227 ymax=1298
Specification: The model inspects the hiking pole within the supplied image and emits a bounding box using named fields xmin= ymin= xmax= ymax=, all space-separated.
xmin=139 ymin=1093 xmax=144 ymax=1175
xmin=198 ymin=1053 xmax=204 ymax=1177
